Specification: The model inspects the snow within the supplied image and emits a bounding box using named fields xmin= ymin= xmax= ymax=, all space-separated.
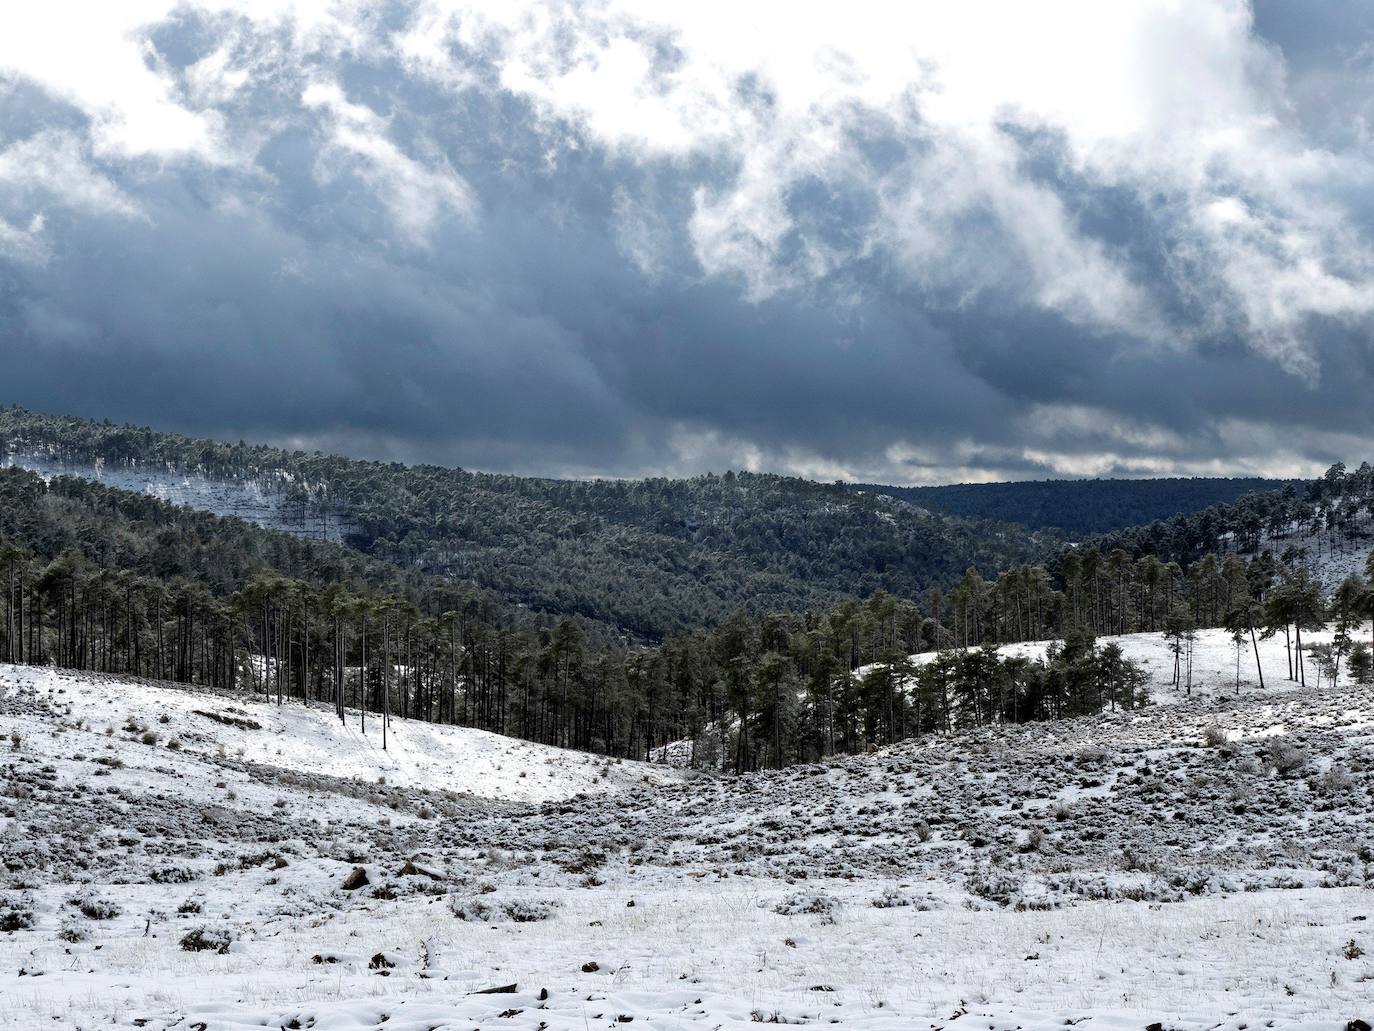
xmin=1 ymin=453 xmax=354 ymax=542
xmin=3 ymin=659 xmax=1374 ymax=1029
xmin=1248 ymin=525 xmax=1374 ymax=596
xmin=0 ymin=665 xmax=680 ymax=804
xmin=901 ymin=623 xmax=1372 ymax=705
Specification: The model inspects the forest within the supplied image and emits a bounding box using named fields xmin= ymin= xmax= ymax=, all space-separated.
xmin=3 ymin=451 xmax=1371 ymax=771
xmin=863 ymin=476 xmax=1306 ymax=535
xmin=0 ymin=406 xmax=1056 ymax=642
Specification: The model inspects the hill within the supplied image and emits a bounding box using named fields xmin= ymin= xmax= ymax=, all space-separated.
xmin=0 ymin=406 xmax=1060 ymax=641
xmin=2 ymin=660 xmax=1369 ymax=1028
xmin=858 ymin=476 xmax=1306 ymax=535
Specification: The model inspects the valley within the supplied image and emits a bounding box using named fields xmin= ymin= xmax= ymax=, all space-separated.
xmin=2 ymin=654 xmax=1371 ymax=1029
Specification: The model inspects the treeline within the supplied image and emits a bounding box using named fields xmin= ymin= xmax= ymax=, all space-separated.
xmin=0 ymin=406 xmax=1057 ymax=641
xmin=1089 ymin=461 xmax=1374 ymax=566
xmin=3 ymin=463 xmax=1358 ymax=774
xmin=0 ymin=466 xmax=1157 ymax=770
xmin=859 ymin=476 xmax=1304 ymax=536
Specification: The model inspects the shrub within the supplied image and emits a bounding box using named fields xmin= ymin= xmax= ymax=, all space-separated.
xmin=1119 ymin=847 xmax=1156 ymax=873
xmin=56 ymin=921 xmax=85 ymax=943
xmin=1201 ymin=724 xmax=1228 ymax=747
xmin=180 ymin=927 xmax=233 ymax=954
xmin=1319 ymin=766 xmax=1354 ymax=793
xmin=773 ymin=891 xmax=837 ymax=918
xmin=1265 ymin=739 xmax=1308 ymax=775
xmin=0 ymin=898 xmax=34 ymax=933
xmin=449 ymin=893 xmax=557 ymax=923
xmin=151 ymin=865 xmax=198 ymax=884
xmin=871 ymin=887 xmax=912 ymax=909
xmin=69 ymin=893 xmax=120 ymax=920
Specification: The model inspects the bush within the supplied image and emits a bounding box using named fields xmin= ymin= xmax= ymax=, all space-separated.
xmin=1201 ymin=724 xmax=1228 ymax=747
xmin=151 ymin=865 xmax=198 ymax=884
xmin=180 ymin=927 xmax=233 ymax=954
xmin=69 ymin=893 xmax=120 ymax=920
xmin=1319 ymin=766 xmax=1354 ymax=793
xmin=0 ymin=898 xmax=34 ymax=933
xmin=56 ymin=921 xmax=85 ymax=943
xmin=1265 ymin=739 xmax=1308 ymax=775
xmin=450 ymin=893 xmax=557 ymax=923
xmin=871 ymin=886 xmax=912 ymax=909
xmin=773 ymin=891 xmax=837 ymax=918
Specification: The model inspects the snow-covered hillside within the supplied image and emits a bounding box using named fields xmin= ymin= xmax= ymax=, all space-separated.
xmin=0 ymin=665 xmax=679 ymax=805
xmin=3 ymin=662 xmax=1373 ymax=1029
xmin=1 ymin=453 xmax=353 ymax=542
xmin=906 ymin=623 xmax=1372 ymax=704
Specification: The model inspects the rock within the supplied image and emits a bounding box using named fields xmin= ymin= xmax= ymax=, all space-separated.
xmin=398 ymin=858 xmax=444 ymax=880
xmin=582 ymin=961 xmax=600 ymax=973
xmin=341 ymin=866 xmax=369 ymax=891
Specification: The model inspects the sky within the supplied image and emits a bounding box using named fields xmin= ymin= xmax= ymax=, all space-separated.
xmin=2 ymin=0 xmax=1374 ymax=484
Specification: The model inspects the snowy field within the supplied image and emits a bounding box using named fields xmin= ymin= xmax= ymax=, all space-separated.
xmin=3 ymin=661 xmax=1373 ymax=1029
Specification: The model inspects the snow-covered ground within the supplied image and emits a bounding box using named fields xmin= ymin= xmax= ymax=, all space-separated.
xmin=3 ymin=660 xmax=1373 ymax=1029
xmin=901 ymin=623 xmax=1370 ymax=704
xmin=0 ymin=666 xmax=679 ymax=805
xmin=1250 ymin=525 xmax=1374 ymax=596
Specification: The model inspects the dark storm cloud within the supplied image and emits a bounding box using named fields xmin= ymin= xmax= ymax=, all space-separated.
xmin=2 ymin=3 xmax=1374 ymax=482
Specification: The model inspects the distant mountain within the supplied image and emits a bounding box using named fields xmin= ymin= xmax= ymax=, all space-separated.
xmin=0 ymin=406 xmax=1061 ymax=642
xmin=852 ymin=476 xmax=1309 ymax=537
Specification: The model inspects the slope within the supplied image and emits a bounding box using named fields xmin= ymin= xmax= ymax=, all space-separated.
xmin=0 ymin=405 xmax=1059 ymax=641
xmin=2 ymin=660 xmax=1371 ymax=1028
xmin=857 ymin=475 xmax=1305 ymax=535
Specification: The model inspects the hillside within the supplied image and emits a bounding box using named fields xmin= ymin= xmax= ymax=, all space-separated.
xmin=858 ymin=476 xmax=1305 ymax=535
xmin=0 ymin=406 xmax=1060 ymax=642
xmin=903 ymin=623 xmax=1365 ymax=704
xmin=3 ymin=661 xmax=1371 ymax=1028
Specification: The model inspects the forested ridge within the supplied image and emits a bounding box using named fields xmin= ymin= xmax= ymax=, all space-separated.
xmin=0 ymin=406 xmax=1058 ymax=641
xmin=0 ymin=466 xmax=1154 ymax=770
xmin=1085 ymin=461 xmax=1374 ymax=566
xmin=4 ymin=456 xmax=1373 ymax=772
xmin=858 ymin=476 xmax=1306 ymax=536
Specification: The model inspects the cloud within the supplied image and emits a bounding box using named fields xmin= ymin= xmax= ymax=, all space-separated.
xmin=0 ymin=130 xmax=143 ymax=219
xmin=302 ymin=79 xmax=475 ymax=244
xmin=0 ymin=1 xmax=1372 ymax=483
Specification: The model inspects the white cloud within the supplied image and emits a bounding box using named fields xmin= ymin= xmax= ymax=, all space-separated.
xmin=5 ymin=0 xmax=1374 ymax=481
xmin=0 ymin=212 xmax=48 ymax=264
xmin=0 ymin=131 xmax=142 ymax=219
xmin=396 ymin=0 xmax=1374 ymax=366
xmin=0 ymin=3 xmax=223 ymax=161
xmin=301 ymin=80 xmax=475 ymax=245
xmin=8 ymin=1 xmax=1371 ymax=363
